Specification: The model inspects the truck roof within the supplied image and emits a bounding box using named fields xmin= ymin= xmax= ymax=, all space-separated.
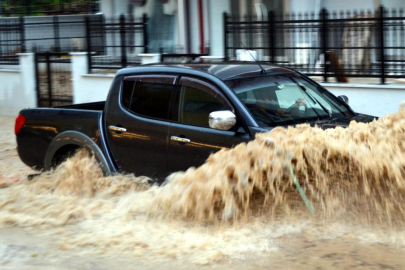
xmin=116 ymin=63 xmax=296 ymax=81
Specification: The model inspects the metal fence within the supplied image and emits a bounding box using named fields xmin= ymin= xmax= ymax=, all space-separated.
xmin=0 ymin=13 xmax=148 ymax=71
xmin=35 ymin=52 xmax=73 ymax=107
xmin=0 ymin=14 xmax=104 ymax=64
xmin=0 ymin=17 xmax=21 ymax=65
xmin=86 ymin=14 xmax=148 ymax=72
xmin=224 ymin=6 xmax=405 ymax=83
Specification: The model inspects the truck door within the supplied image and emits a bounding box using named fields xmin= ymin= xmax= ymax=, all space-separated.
xmin=167 ymin=77 xmax=250 ymax=174
xmin=105 ymin=75 xmax=177 ymax=180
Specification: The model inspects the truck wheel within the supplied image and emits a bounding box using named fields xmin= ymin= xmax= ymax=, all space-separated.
xmin=44 ymin=131 xmax=113 ymax=176
xmin=50 ymin=144 xmax=81 ymax=168
xmin=52 ymin=148 xmax=104 ymax=178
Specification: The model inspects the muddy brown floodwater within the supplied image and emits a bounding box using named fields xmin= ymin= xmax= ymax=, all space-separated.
xmin=1 ymin=113 xmax=405 ymax=270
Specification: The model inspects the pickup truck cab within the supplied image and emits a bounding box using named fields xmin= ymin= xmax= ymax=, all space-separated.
xmin=15 ymin=64 xmax=376 ymax=183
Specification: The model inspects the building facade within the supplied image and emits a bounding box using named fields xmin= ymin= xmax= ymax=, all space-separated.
xmin=100 ymin=0 xmax=405 ymax=56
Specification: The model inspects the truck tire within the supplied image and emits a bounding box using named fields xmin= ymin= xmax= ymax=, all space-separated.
xmin=44 ymin=131 xmax=113 ymax=176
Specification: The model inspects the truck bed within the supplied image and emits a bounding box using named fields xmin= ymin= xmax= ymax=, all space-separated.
xmin=56 ymin=101 xmax=105 ymax=111
xmin=16 ymin=105 xmax=105 ymax=171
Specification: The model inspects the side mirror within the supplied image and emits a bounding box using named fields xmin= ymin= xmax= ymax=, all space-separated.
xmin=209 ymin=110 xmax=236 ymax=131
xmin=338 ymin=95 xmax=349 ymax=104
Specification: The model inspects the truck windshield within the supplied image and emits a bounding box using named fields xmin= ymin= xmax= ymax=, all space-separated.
xmin=226 ymin=74 xmax=353 ymax=127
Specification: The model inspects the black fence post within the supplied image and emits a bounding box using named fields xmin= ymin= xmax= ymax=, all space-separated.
xmin=25 ymin=0 xmax=30 ymax=16
xmin=142 ymin=13 xmax=148 ymax=53
xmin=91 ymin=0 xmax=98 ymax=13
xmin=321 ymin=8 xmax=328 ymax=83
xmin=159 ymin=47 xmax=164 ymax=62
xmin=223 ymin=12 xmax=228 ymax=61
xmin=53 ymin=16 xmax=60 ymax=52
xmin=46 ymin=52 xmax=53 ymax=105
xmin=379 ymin=6 xmax=386 ymax=84
xmin=59 ymin=1 xmax=63 ymax=14
xmin=101 ymin=14 xmax=106 ymax=55
xmin=268 ymin=10 xmax=275 ymax=64
xmin=119 ymin=14 xmax=127 ymax=68
xmin=85 ymin=16 xmax=92 ymax=74
xmin=19 ymin=17 xmax=26 ymax=53
xmin=34 ymin=53 xmax=40 ymax=107
xmin=0 ymin=20 xmax=2 ymax=56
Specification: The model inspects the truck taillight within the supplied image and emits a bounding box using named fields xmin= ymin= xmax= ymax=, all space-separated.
xmin=15 ymin=114 xmax=26 ymax=135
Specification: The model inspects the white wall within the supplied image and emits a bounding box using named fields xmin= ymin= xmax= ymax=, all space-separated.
xmin=73 ymin=74 xmax=114 ymax=104
xmin=177 ymin=0 xmax=188 ymax=53
xmin=0 ymin=70 xmax=24 ymax=116
xmin=322 ymin=83 xmax=405 ymax=117
xmin=0 ymin=53 xmax=113 ymax=116
xmin=289 ymin=0 xmax=379 ymax=14
xmin=322 ymin=0 xmax=375 ymax=12
xmin=0 ymin=53 xmax=36 ymax=116
xmin=70 ymin=53 xmax=114 ymax=104
xmin=208 ymin=0 xmax=230 ymax=56
xmin=112 ymin=0 xmax=128 ymax=16
xmin=381 ymin=0 xmax=405 ymax=10
xmin=289 ymin=0 xmax=316 ymax=14
xmin=100 ymin=0 xmax=114 ymax=17
xmin=189 ymin=0 xmax=200 ymax=54
xmin=2 ymin=51 xmax=404 ymax=119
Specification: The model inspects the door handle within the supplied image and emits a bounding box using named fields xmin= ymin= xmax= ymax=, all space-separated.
xmin=109 ymin=125 xmax=127 ymax=133
xmin=171 ymin=136 xmax=190 ymax=144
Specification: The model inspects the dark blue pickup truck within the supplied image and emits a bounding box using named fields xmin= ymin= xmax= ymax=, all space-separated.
xmin=15 ymin=64 xmax=375 ymax=183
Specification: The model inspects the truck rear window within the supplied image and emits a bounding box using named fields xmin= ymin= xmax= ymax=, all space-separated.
xmin=122 ymin=80 xmax=176 ymax=121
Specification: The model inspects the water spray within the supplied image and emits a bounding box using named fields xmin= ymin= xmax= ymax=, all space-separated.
xmin=285 ymin=153 xmax=316 ymax=215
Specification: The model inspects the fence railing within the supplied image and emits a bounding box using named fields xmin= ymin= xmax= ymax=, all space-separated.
xmin=86 ymin=14 xmax=148 ymax=72
xmin=2 ymin=6 xmax=405 ymax=83
xmin=0 ymin=14 xmax=104 ymax=64
xmin=224 ymin=6 xmax=405 ymax=83
xmin=34 ymin=52 xmax=73 ymax=107
xmin=0 ymin=13 xmax=148 ymax=71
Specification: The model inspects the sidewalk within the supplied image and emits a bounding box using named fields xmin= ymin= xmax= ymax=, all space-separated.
xmin=309 ymin=77 xmax=405 ymax=86
xmin=310 ymin=78 xmax=405 ymax=117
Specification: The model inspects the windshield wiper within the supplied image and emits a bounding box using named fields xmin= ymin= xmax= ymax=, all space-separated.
xmin=316 ymin=85 xmax=349 ymax=117
xmin=289 ymin=77 xmax=332 ymax=120
xmin=308 ymin=92 xmax=332 ymax=120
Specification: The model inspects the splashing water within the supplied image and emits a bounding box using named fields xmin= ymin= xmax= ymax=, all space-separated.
xmin=1 ymin=109 xmax=405 ymax=264
xmin=142 ymin=110 xmax=405 ymax=224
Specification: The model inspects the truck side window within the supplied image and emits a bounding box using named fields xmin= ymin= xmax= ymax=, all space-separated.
xmin=178 ymin=78 xmax=231 ymax=127
xmin=122 ymin=80 xmax=134 ymax=108
xmin=122 ymin=80 xmax=176 ymax=121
